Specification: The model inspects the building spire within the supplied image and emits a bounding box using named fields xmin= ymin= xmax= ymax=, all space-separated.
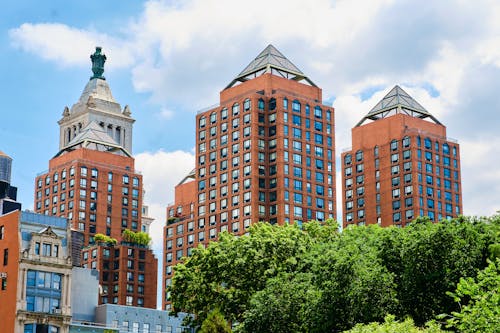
xmin=90 ymin=46 xmax=106 ymax=80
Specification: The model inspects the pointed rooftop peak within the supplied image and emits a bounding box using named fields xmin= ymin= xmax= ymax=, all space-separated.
xmin=0 ymin=150 xmax=11 ymax=159
xmin=370 ymin=85 xmax=427 ymax=114
xmin=356 ymin=85 xmax=441 ymax=127
xmin=225 ymin=44 xmax=316 ymax=89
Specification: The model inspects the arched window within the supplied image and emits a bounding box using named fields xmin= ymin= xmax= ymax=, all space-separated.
xmin=355 ymin=150 xmax=363 ymax=162
xmin=220 ymin=107 xmax=228 ymax=119
xmin=244 ymin=98 xmax=251 ymax=111
xmin=269 ymin=98 xmax=276 ymax=110
xmin=443 ymin=143 xmax=450 ymax=154
xmin=199 ymin=116 xmax=206 ymax=128
xmin=344 ymin=154 xmax=352 ymax=165
xmin=314 ymin=106 xmax=322 ymax=119
xmin=292 ymin=100 xmax=301 ymax=113
xmin=402 ymin=136 xmax=410 ymax=147
xmin=390 ymin=139 xmax=398 ymax=150
xmin=424 ymin=137 xmax=432 ymax=149
xmin=258 ymin=98 xmax=265 ymax=110
xmin=232 ymin=103 xmax=240 ymax=115
xmin=115 ymin=127 xmax=121 ymax=144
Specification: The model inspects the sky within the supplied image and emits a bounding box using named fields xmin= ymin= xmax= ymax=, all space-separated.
xmin=1 ymin=0 xmax=500 ymax=306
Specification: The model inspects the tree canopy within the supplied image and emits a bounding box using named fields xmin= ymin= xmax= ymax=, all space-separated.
xmin=121 ymin=229 xmax=152 ymax=246
xmin=169 ymin=215 xmax=500 ymax=332
xmin=442 ymin=258 xmax=500 ymax=332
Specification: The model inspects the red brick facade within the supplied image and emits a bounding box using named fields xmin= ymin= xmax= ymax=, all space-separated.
xmin=34 ymin=149 xmax=143 ymax=245
xmin=342 ymin=113 xmax=462 ymax=228
xmin=82 ymin=242 xmax=157 ymax=308
xmin=34 ymin=143 xmax=158 ymax=309
xmin=163 ymin=72 xmax=336 ymax=309
xmin=0 ymin=210 xmax=20 ymax=333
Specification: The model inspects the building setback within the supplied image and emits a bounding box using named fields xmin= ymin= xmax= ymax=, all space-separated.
xmin=34 ymin=48 xmax=157 ymax=308
xmin=81 ymin=241 xmax=157 ymax=307
xmin=164 ymin=45 xmax=336 ymax=309
xmin=341 ymin=85 xmax=462 ymax=228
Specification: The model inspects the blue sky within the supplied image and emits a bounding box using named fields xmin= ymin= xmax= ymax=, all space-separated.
xmin=2 ymin=0 xmax=500 ymax=306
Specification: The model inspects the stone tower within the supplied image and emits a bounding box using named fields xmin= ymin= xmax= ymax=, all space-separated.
xmin=57 ymin=47 xmax=135 ymax=155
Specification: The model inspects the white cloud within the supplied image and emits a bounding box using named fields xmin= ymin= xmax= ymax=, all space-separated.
xmin=9 ymin=23 xmax=135 ymax=69
xmin=134 ymin=149 xmax=194 ymax=252
xmin=134 ymin=149 xmax=194 ymax=307
xmin=158 ymin=107 xmax=175 ymax=120
xmin=8 ymin=0 xmax=500 ymax=222
xmin=459 ymin=136 xmax=500 ymax=216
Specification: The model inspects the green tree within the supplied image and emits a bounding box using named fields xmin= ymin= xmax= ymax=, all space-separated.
xmin=238 ymin=273 xmax=320 ymax=333
xmin=121 ymin=229 xmax=151 ymax=246
xmin=170 ymin=221 xmax=338 ymax=327
xmin=397 ymin=217 xmax=495 ymax=324
xmin=199 ymin=309 xmax=232 ymax=333
xmin=309 ymin=225 xmax=398 ymax=332
xmin=170 ymin=216 xmax=499 ymax=332
xmin=94 ymin=233 xmax=118 ymax=245
xmin=443 ymin=258 xmax=500 ymax=332
xmin=344 ymin=315 xmax=447 ymax=333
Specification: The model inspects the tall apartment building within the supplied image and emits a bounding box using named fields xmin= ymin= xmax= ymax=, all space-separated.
xmin=341 ymin=85 xmax=462 ymax=228
xmin=0 ymin=210 xmax=73 ymax=333
xmin=34 ymin=48 xmax=157 ymax=308
xmin=163 ymin=45 xmax=336 ymax=309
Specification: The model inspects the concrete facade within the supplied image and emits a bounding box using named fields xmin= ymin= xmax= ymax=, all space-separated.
xmin=58 ymin=76 xmax=135 ymax=155
xmin=71 ymin=267 xmax=100 ymax=322
xmin=95 ymin=304 xmax=193 ymax=333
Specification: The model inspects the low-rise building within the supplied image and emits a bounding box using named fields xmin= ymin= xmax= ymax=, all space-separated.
xmin=95 ymin=304 xmax=193 ymax=333
xmin=0 ymin=210 xmax=73 ymax=333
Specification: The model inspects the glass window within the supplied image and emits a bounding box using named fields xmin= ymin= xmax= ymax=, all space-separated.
xmin=232 ymin=103 xmax=240 ymax=115
xmin=355 ymin=150 xmax=363 ymax=161
xmin=199 ymin=116 xmax=206 ymax=128
xmin=314 ymin=106 xmax=322 ymax=118
xmin=258 ymin=98 xmax=265 ymax=110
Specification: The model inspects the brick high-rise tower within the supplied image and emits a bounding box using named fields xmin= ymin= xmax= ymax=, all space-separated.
xmin=163 ymin=45 xmax=336 ymax=309
xmin=34 ymin=47 xmax=157 ymax=308
xmin=341 ymin=85 xmax=462 ymax=228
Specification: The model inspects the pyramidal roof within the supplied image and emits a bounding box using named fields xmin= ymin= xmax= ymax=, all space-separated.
xmin=225 ymin=44 xmax=316 ymax=89
xmin=55 ymin=121 xmax=131 ymax=157
xmin=0 ymin=150 xmax=11 ymax=159
xmin=356 ymin=85 xmax=441 ymax=127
